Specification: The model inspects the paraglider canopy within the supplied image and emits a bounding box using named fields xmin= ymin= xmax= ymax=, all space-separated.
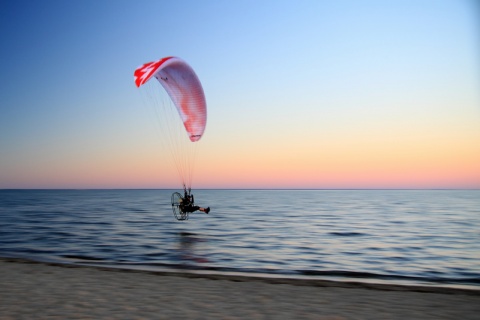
xmin=134 ymin=56 xmax=207 ymax=142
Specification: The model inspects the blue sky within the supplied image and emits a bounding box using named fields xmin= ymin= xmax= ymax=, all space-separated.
xmin=1 ymin=0 xmax=479 ymax=188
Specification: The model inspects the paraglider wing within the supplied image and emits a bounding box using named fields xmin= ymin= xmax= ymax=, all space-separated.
xmin=134 ymin=57 xmax=207 ymax=142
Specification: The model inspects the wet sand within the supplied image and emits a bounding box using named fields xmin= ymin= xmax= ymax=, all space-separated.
xmin=1 ymin=258 xmax=479 ymax=319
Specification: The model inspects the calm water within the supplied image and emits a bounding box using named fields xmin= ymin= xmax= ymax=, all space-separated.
xmin=1 ymin=189 xmax=479 ymax=288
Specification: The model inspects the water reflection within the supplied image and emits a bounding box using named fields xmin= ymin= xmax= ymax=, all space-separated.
xmin=177 ymin=232 xmax=208 ymax=265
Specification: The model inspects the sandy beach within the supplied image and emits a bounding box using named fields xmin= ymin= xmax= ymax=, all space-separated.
xmin=1 ymin=258 xmax=479 ymax=320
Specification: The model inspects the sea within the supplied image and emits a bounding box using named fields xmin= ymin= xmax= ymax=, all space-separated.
xmin=1 ymin=189 xmax=479 ymax=290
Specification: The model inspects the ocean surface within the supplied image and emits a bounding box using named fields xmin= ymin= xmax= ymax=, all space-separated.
xmin=1 ymin=189 xmax=479 ymax=289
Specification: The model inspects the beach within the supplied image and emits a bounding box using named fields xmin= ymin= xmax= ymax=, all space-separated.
xmin=1 ymin=258 xmax=479 ymax=319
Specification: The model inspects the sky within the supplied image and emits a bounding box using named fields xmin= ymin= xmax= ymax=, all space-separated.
xmin=1 ymin=0 xmax=479 ymax=189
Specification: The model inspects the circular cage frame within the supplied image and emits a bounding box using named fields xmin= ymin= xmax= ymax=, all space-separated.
xmin=171 ymin=192 xmax=188 ymax=221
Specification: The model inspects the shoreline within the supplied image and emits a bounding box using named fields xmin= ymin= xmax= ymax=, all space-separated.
xmin=1 ymin=258 xmax=479 ymax=319
xmin=2 ymin=257 xmax=479 ymax=296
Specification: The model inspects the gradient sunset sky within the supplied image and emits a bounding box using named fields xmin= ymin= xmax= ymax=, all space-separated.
xmin=1 ymin=0 xmax=479 ymax=189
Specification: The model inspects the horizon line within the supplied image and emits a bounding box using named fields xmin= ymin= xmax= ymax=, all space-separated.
xmin=1 ymin=188 xmax=479 ymax=191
